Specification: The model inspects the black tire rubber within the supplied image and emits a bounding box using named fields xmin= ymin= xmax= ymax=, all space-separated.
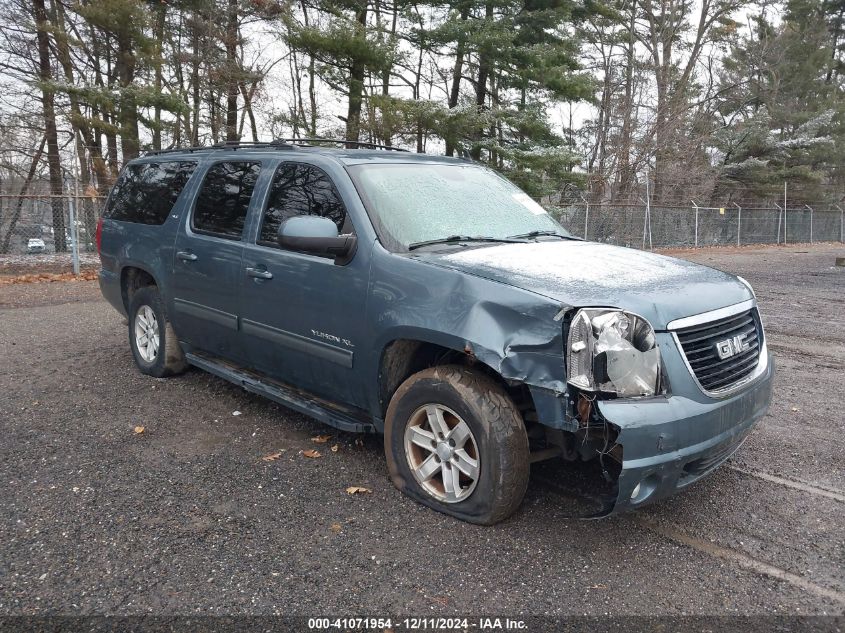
xmin=384 ymin=364 xmax=530 ymax=525
xmin=128 ymin=286 xmax=188 ymax=378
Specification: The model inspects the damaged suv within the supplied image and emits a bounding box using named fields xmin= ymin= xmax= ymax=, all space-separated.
xmin=97 ymin=140 xmax=774 ymax=525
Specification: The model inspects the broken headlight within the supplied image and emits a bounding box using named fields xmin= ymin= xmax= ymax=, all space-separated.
xmin=566 ymin=309 xmax=661 ymax=397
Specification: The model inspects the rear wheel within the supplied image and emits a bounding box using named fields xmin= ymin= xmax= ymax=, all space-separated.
xmin=384 ymin=365 xmax=529 ymax=525
xmin=128 ymin=286 xmax=187 ymax=377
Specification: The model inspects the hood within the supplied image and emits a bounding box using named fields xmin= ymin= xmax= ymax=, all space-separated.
xmin=418 ymin=241 xmax=752 ymax=329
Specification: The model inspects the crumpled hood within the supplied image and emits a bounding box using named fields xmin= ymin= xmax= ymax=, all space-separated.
xmin=420 ymin=241 xmax=752 ymax=329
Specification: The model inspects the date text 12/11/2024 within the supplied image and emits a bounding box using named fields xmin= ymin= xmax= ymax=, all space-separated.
xmin=307 ymin=617 xmax=528 ymax=630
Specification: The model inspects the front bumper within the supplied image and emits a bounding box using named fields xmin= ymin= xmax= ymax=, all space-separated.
xmin=595 ymin=332 xmax=775 ymax=515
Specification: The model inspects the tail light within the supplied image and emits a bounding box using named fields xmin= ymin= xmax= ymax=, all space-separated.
xmin=95 ymin=217 xmax=103 ymax=254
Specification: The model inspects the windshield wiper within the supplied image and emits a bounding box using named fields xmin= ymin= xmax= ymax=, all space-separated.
xmin=407 ymin=235 xmax=526 ymax=251
xmin=506 ymin=230 xmax=577 ymax=240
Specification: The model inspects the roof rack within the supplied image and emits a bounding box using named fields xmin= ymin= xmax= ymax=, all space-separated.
xmin=142 ymin=137 xmax=409 ymax=157
xmin=143 ymin=140 xmax=298 ymax=156
xmin=277 ymin=138 xmax=409 ymax=152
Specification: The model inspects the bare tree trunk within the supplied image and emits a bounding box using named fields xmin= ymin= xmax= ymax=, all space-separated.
xmin=445 ymin=5 xmax=469 ymax=156
xmin=116 ymin=28 xmax=139 ymax=162
xmin=51 ymin=0 xmax=100 ymax=239
xmin=172 ymin=12 xmax=187 ymax=146
xmin=33 ymin=0 xmax=66 ymax=252
xmin=308 ymin=58 xmax=317 ymax=136
xmin=345 ymin=6 xmax=368 ymax=144
xmin=240 ymin=81 xmax=259 ymax=142
xmin=380 ymin=0 xmax=398 ymax=146
xmin=291 ymin=50 xmax=305 ymax=137
xmin=152 ymin=0 xmax=167 ymax=150
xmin=191 ymin=26 xmax=202 ymax=145
xmin=1 ymin=137 xmax=47 ymax=254
xmin=299 ymin=0 xmax=318 ymax=136
xmin=470 ymin=0 xmax=493 ymax=160
xmin=618 ymin=0 xmax=636 ymax=197
xmin=94 ymin=29 xmax=120 ymax=179
xmin=225 ymin=0 xmax=239 ymax=142
xmin=209 ymin=88 xmax=219 ymax=143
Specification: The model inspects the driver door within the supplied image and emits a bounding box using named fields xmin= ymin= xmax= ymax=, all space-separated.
xmin=239 ymin=161 xmax=369 ymax=408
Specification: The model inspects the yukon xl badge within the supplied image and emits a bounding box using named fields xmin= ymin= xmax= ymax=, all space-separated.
xmin=715 ymin=333 xmax=751 ymax=360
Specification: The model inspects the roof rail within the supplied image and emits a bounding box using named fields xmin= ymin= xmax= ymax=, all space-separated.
xmin=143 ymin=139 xmax=298 ymax=157
xmin=142 ymin=137 xmax=409 ymax=157
xmin=143 ymin=145 xmax=216 ymax=157
xmin=212 ymin=140 xmax=297 ymax=150
xmin=277 ymin=137 xmax=409 ymax=152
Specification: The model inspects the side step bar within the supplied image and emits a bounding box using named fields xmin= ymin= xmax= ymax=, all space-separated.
xmin=185 ymin=352 xmax=376 ymax=434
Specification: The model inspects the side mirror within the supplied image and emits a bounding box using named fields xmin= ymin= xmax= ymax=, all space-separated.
xmin=277 ymin=216 xmax=356 ymax=262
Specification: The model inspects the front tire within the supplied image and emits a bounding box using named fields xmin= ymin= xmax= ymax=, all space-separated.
xmin=384 ymin=365 xmax=530 ymax=525
xmin=128 ymin=286 xmax=187 ymax=378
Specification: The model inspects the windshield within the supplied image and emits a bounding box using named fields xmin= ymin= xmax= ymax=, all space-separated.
xmin=349 ymin=163 xmax=569 ymax=251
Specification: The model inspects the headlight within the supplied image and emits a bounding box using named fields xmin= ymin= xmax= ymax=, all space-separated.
xmin=566 ymin=309 xmax=661 ymax=397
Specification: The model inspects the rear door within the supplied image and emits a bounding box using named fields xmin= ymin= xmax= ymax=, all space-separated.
xmin=239 ymin=160 xmax=369 ymax=408
xmin=170 ymin=160 xmax=263 ymax=362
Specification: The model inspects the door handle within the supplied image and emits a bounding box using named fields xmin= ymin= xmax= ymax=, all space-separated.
xmin=246 ymin=266 xmax=273 ymax=280
xmin=177 ymin=251 xmax=198 ymax=262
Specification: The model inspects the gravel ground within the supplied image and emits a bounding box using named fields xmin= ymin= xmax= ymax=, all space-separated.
xmin=0 ymin=243 xmax=843 ymax=619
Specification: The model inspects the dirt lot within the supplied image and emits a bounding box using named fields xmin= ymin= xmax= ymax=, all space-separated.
xmin=0 ymin=243 xmax=843 ymax=620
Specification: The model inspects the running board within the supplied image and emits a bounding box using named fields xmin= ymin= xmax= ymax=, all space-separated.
xmin=185 ymin=351 xmax=375 ymax=434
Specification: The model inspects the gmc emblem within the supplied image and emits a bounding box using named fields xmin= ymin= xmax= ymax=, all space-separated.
xmin=715 ymin=333 xmax=751 ymax=360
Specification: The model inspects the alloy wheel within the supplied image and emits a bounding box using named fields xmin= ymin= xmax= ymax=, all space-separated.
xmin=404 ymin=403 xmax=480 ymax=503
xmin=134 ymin=305 xmax=160 ymax=363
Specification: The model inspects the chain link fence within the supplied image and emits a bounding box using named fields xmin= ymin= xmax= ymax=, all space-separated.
xmin=0 ymin=194 xmax=105 ymax=273
xmin=1 ymin=194 xmax=843 ymax=276
xmin=554 ymin=203 xmax=845 ymax=249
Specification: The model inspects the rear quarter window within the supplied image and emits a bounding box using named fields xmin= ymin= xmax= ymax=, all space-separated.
xmin=105 ymin=161 xmax=197 ymax=225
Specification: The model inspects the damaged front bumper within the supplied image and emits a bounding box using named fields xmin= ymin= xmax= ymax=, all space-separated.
xmin=594 ymin=331 xmax=774 ymax=515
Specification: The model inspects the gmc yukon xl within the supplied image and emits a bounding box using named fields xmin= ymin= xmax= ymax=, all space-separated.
xmin=97 ymin=139 xmax=774 ymax=524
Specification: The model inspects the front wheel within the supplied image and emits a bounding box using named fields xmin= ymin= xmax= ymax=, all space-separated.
xmin=384 ymin=365 xmax=530 ymax=525
xmin=128 ymin=286 xmax=187 ymax=378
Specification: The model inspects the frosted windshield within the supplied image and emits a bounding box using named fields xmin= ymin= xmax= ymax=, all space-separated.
xmin=350 ymin=163 xmax=568 ymax=250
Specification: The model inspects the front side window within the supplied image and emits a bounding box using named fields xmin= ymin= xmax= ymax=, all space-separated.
xmin=348 ymin=163 xmax=568 ymax=251
xmin=259 ymin=162 xmax=349 ymax=245
xmin=192 ymin=161 xmax=261 ymax=240
xmin=105 ymin=161 xmax=197 ymax=225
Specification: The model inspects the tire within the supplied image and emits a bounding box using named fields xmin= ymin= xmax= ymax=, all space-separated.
xmin=384 ymin=364 xmax=530 ymax=525
xmin=128 ymin=286 xmax=187 ymax=378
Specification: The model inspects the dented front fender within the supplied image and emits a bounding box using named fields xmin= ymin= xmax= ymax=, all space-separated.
xmin=367 ymin=246 xmax=568 ymax=416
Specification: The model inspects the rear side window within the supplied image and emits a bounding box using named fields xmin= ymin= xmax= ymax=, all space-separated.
xmin=192 ymin=161 xmax=261 ymax=240
xmin=259 ymin=163 xmax=348 ymax=245
xmin=105 ymin=161 xmax=197 ymax=225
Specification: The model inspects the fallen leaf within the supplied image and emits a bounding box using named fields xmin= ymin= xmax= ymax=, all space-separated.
xmin=0 ymin=271 xmax=99 ymax=286
xmin=311 ymin=434 xmax=332 ymax=444
xmin=330 ymin=522 xmax=342 ymax=534
xmin=345 ymin=486 xmax=372 ymax=495
xmin=302 ymin=449 xmax=322 ymax=459
xmin=262 ymin=451 xmax=284 ymax=462
xmin=331 ymin=444 xmax=339 ymax=453
xmin=133 ymin=426 xmax=145 ymax=434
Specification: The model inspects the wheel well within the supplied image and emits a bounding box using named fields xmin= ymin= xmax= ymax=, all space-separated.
xmin=378 ymin=339 xmax=536 ymax=421
xmin=121 ymin=266 xmax=157 ymax=312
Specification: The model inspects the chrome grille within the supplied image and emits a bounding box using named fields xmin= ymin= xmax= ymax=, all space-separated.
xmin=675 ymin=308 xmax=762 ymax=393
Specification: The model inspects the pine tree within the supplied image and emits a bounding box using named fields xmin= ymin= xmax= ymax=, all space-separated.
xmin=714 ymin=0 xmax=845 ymax=200
xmin=283 ymin=0 xmax=398 ymax=143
